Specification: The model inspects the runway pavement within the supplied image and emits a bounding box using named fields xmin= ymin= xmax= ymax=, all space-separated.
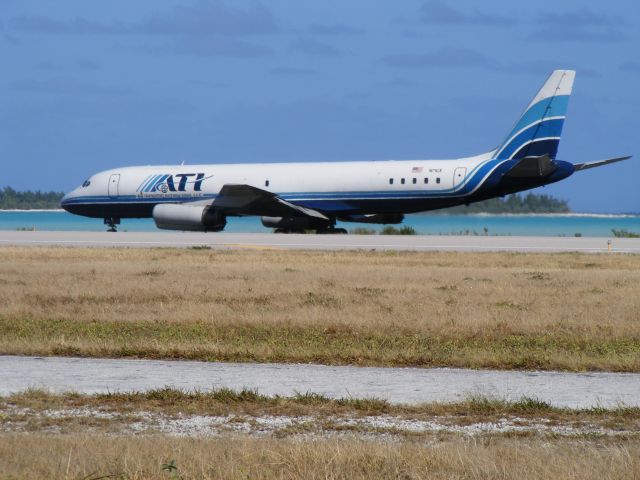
xmin=2 ymin=356 xmax=639 ymax=408
xmin=1 ymin=230 xmax=639 ymax=252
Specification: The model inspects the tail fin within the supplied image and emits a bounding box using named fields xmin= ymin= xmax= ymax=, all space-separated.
xmin=494 ymin=70 xmax=575 ymax=160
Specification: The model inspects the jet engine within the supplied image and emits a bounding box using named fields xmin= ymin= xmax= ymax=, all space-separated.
xmin=152 ymin=204 xmax=226 ymax=232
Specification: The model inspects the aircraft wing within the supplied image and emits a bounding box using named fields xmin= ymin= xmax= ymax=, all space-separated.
xmin=573 ymin=156 xmax=631 ymax=171
xmin=206 ymin=184 xmax=329 ymax=220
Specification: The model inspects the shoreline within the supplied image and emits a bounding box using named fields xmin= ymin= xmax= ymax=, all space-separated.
xmin=419 ymin=212 xmax=638 ymax=218
xmin=0 ymin=208 xmax=65 ymax=212
xmin=1 ymin=209 xmax=637 ymax=218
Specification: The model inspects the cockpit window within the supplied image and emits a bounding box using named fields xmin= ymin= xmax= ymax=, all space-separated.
xmin=82 ymin=180 xmax=91 ymax=188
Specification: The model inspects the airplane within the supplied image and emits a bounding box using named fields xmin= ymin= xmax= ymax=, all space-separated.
xmin=61 ymin=70 xmax=630 ymax=233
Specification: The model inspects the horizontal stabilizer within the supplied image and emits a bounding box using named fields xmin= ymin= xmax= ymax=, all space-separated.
xmin=573 ymin=156 xmax=631 ymax=171
xmin=504 ymin=154 xmax=557 ymax=178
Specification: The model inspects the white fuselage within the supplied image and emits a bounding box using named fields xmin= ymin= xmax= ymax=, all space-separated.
xmin=63 ymin=154 xmax=493 ymax=210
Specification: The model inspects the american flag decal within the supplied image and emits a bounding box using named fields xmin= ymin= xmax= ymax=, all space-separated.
xmin=412 ymin=166 xmax=423 ymax=173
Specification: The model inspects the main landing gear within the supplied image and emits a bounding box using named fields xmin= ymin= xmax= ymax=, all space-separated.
xmin=104 ymin=217 xmax=120 ymax=232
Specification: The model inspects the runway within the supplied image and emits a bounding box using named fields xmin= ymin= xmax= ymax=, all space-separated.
xmin=1 ymin=230 xmax=639 ymax=252
xmin=2 ymin=356 xmax=638 ymax=408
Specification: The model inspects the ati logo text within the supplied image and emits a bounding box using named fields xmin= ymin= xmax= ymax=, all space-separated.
xmin=138 ymin=173 xmax=209 ymax=193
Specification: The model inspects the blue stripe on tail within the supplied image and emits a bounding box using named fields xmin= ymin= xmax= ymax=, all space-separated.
xmin=494 ymin=94 xmax=571 ymax=160
xmin=497 ymin=118 xmax=564 ymax=159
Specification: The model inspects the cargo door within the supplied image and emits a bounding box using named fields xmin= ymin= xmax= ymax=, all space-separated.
xmin=108 ymin=174 xmax=120 ymax=197
xmin=453 ymin=167 xmax=466 ymax=192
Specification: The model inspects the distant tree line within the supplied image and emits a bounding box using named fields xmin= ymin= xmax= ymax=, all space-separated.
xmin=0 ymin=187 xmax=65 ymax=209
xmin=438 ymin=193 xmax=570 ymax=214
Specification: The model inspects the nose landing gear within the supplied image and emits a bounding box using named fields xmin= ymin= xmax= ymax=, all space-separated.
xmin=104 ymin=217 xmax=120 ymax=232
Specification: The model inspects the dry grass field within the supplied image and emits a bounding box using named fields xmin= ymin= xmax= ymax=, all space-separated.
xmin=1 ymin=434 xmax=638 ymax=479
xmin=0 ymin=246 xmax=639 ymax=370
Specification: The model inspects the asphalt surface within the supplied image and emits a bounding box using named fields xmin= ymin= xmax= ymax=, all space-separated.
xmin=2 ymin=356 xmax=638 ymax=408
xmin=1 ymin=230 xmax=639 ymax=252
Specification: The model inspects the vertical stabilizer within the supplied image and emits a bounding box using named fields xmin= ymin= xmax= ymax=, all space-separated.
xmin=494 ymin=70 xmax=575 ymax=160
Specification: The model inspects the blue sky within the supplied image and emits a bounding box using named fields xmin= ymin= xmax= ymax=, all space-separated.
xmin=1 ymin=0 xmax=638 ymax=212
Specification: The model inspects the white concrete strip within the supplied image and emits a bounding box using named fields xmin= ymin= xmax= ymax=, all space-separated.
xmin=3 ymin=407 xmax=627 ymax=437
xmin=0 ymin=231 xmax=638 ymax=253
xmin=1 ymin=356 xmax=638 ymax=408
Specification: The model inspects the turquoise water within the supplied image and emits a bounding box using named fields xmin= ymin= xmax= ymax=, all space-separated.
xmin=1 ymin=210 xmax=639 ymax=237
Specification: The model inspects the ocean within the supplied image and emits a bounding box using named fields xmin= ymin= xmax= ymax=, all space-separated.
xmin=1 ymin=210 xmax=639 ymax=237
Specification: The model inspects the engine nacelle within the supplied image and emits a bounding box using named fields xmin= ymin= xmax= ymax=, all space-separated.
xmin=152 ymin=204 xmax=226 ymax=232
xmin=338 ymin=213 xmax=404 ymax=224
xmin=261 ymin=216 xmax=330 ymax=231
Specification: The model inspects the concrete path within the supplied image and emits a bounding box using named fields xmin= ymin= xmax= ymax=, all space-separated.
xmin=1 ymin=231 xmax=638 ymax=252
xmin=2 ymin=356 xmax=638 ymax=408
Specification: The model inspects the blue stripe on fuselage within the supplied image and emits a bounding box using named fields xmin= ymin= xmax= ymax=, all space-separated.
xmin=62 ymin=158 xmax=514 ymax=212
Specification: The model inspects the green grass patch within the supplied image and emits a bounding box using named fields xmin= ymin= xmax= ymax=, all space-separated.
xmin=1 ymin=316 xmax=639 ymax=372
xmin=380 ymin=225 xmax=417 ymax=235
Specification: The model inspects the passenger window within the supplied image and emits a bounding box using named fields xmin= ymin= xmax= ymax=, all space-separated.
xmin=265 ymin=180 xmax=270 ymax=187
xmin=401 ymin=178 xmax=405 ymax=184
xmin=424 ymin=178 xmax=428 ymax=184
xmin=436 ymin=177 xmax=441 ymax=184
xmin=412 ymin=178 xmax=417 ymax=184
xmin=389 ymin=178 xmax=394 ymax=185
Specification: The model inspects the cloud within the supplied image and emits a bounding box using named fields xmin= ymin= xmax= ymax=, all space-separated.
xmin=344 ymin=91 xmax=370 ymax=101
xmin=289 ymin=37 xmax=341 ymax=57
xmin=416 ymin=4 xmax=626 ymax=42
xmin=527 ymin=8 xmax=626 ymax=42
xmin=10 ymin=15 xmax=127 ymax=34
xmin=498 ymin=60 xmax=600 ymax=78
xmin=307 ymin=23 xmax=363 ymax=35
xmin=3 ymin=33 xmax=20 ymax=45
xmin=37 ymin=59 xmax=100 ymax=71
xmin=419 ymin=1 xmax=513 ymax=26
xmin=528 ymin=26 xmax=625 ymax=42
xmin=386 ymin=77 xmax=419 ymax=87
xmin=76 ymin=59 xmax=100 ymax=70
xmin=143 ymin=37 xmax=272 ymax=58
xmin=382 ymin=48 xmax=599 ymax=78
xmin=189 ymin=79 xmax=229 ymax=88
xmin=9 ymin=77 xmax=133 ymax=96
xmin=10 ymin=97 xmax=195 ymax=122
xmin=10 ymin=1 xmax=277 ymax=36
xmin=620 ymin=62 xmax=640 ymax=73
xmin=539 ymin=8 xmax=624 ymax=27
xmin=137 ymin=1 xmax=277 ymax=36
xmin=13 ymin=2 xmax=276 ymax=60
xmin=382 ymin=47 xmax=494 ymax=69
xmin=269 ymin=66 xmax=316 ymax=76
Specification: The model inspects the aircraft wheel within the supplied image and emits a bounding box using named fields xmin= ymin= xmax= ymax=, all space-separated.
xmin=104 ymin=216 xmax=120 ymax=232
